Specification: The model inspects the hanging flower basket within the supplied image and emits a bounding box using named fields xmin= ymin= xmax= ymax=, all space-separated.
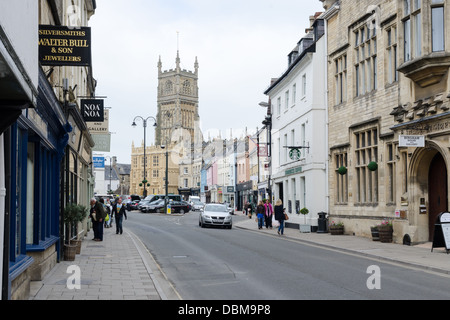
xmin=367 ymin=161 xmax=378 ymax=171
xmin=338 ymin=166 xmax=347 ymax=175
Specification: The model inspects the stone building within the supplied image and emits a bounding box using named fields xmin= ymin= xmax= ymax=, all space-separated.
xmin=322 ymin=0 xmax=450 ymax=244
xmin=129 ymin=141 xmax=179 ymax=197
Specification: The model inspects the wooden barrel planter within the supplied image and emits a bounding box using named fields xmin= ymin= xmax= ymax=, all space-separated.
xmin=329 ymin=226 xmax=344 ymax=235
xmin=378 ymin=226 xmax=393 ymax=243
xmin=63 ymin=244 xmax=77 ymax=261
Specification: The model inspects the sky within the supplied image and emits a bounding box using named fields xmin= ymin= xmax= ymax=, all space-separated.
xmin=89 ymin=0 xmax=325 ymax=164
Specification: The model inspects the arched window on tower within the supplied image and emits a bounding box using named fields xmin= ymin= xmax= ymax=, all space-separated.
xmin=182 ymin=80 xmax=191 ymax=95
xmin=164 ymin=81 xmax=173 ymax=95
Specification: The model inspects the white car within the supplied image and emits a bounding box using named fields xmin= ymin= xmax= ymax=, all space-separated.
xmin=192 ymin=201 xmax=205 ymax=211
xmin=199 ymin=204 xmax=232 ymax=229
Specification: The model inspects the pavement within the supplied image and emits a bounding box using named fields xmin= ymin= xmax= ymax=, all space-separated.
xmin=29 ymin=211 xmax=450 ymax=300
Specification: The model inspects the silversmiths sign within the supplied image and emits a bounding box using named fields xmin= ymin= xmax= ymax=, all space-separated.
xmin=39 ymin=25 xmax=91 ymax=66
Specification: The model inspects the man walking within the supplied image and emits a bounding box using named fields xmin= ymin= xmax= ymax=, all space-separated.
xmin=90 ymin=198 xmax=106 ymax=241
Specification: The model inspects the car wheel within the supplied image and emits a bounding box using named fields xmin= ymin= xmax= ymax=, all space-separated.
xmin=180 ymin=209 xmax=185 ymax=214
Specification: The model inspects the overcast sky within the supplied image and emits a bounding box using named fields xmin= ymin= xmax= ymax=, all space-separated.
xmin=89 ymin=0 xmax=324 ymax=164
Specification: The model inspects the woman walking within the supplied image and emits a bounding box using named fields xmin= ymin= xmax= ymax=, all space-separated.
xmin=274 ymin=199 xmax=285 ymax=235
xmin=264 ymin=199 xmax=273 ymax=229
xmin=112 ymin=197 xmax=127 ymax=235
xmin=256 ymin=201 xmax=265 ymax=229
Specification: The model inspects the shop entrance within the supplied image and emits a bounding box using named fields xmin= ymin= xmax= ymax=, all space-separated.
xmin=428 ymin=152 xmax=448 ymax=241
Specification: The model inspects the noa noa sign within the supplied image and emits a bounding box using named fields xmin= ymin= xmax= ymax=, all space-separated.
xmin=82 ymin=99 xmax=104 ymax=122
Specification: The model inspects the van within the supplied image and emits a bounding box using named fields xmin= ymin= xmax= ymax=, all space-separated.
xmin=188 ymin=196 xmax=200 ymax=204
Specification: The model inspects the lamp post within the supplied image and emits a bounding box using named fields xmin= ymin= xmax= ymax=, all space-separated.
xmin=104 ymin=156 xmax=112 ymax=195
xmin=132 ymin=116 xmax=157 ymax=198
xmin=260 ymin=101 xmax=272 ymax=202
xmin=161 ymin=111 xmax=171 ymax=214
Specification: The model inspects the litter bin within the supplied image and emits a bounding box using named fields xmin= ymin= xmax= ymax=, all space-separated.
xmin=317 ymin=212 xmax=328 ymax=233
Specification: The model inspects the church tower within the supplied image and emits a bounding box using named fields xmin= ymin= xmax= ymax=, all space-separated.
xmin=155 ymin=52 xmax=200 ymax=146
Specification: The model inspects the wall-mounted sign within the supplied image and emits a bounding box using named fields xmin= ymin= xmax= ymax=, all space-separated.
xmin=82 ymin=99 xmax=104 ymax=122
xmin=399 ymin=135 xmax=425 ymax=147
xmin=39 ymin=25 xmax=92 ymax=66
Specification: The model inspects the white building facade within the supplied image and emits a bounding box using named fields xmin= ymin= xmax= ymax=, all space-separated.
xmin=265 ymin=16 xmax=328 ymax=228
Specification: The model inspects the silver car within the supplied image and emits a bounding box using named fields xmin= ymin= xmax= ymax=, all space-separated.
xmin=192 ymin=201 xmax=205 ymax=211
xmin=199 ymin=204 xmax=233 ymax=229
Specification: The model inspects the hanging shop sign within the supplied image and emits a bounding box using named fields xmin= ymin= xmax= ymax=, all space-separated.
xmin=38 ymin=25 xmax=92 ymax=66
xmin=399 ymin=135 xmax=425 ymax=147
xmin=91 ymin=134 xmax=111 ymax=152
xmin=289 ymin=148 xmax=301 ymax=161
xmin=87 ymin=109 xmax=109 ymax=134
xmin=93 ymin=156 xmax=105 ymax=168
xmin=82 ymin=99 xmax=104 ymax=122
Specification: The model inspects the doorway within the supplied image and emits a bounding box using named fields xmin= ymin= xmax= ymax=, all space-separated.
xmin=428 ymin=152 xmax=448 ymax=241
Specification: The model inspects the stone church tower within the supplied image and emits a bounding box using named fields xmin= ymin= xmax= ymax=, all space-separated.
xmin=155 ymin=52 xmax=200 ymax=146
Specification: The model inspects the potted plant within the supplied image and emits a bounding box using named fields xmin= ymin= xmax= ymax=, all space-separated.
xmin=329 ymin=221 xmax=344 ymax=235
xmin=63 ymin=203 xmax=79 ymax=260
xmin=299 ymin=207 xmax=310 ymax=233
xmin=378 ymin=219 xmax=393 ymax=243
xmin=63 ymin=204 xmax=88 ymax=258
xmin=72 ymin=205 xmax=88 ymax=253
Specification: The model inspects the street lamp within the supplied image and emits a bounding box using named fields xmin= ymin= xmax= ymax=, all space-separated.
xmin=132 ymin=116 xmax=157 ymax=198
xmin=161 ymin=111 xmax=171 ymax=214
xmin=104 ymin=156 xmax=113 ymax=195
xmin=260 ymin=101 xmax=272 ymax=202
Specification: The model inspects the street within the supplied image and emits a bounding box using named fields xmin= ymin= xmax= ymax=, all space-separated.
xmin=125 ymin=210 xmax=450 ymax=300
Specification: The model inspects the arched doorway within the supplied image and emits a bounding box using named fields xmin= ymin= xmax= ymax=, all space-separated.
xmin=428 ymin=152 xmax=448 ymax=241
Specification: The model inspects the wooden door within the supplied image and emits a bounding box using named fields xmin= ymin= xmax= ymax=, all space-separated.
xmin=428 ymin=153 xmax=448 ymax=241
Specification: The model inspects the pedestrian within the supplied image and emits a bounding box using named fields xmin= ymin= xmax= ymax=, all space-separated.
xmin=90 ymin=197 xmax=106 ymax=241
xmin=244 ymin=202 xmax=249 ymax=215
xmin=112 ymin=197 xmax=127 ymax=235
xmin=256 ymin=201 xmax=265 ymax=229
xmin=104 ymin=198 xmax=112 ymax=228
xmin=274 ymin=199 xmax=285 ymax=235
xmin=264 ymin=199 xmax=273 ymax=229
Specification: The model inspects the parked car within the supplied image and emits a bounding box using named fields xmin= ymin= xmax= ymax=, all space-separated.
xmin=130 ymin=200 xmax=140 ymax=210
xmin=199 ymin=203 xmax=232 ymax=229
xmin=141 ymin=199 xmax=165 ymax=213
xmin=142 ymin=199 xmax=191 ymax=214
xmin=192 ymin=201 xmax=205 ymax=211
xmin=138 ymin=200 xmax=151 ymax=211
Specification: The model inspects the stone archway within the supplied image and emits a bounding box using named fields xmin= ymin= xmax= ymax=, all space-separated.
xmin=409 ymin=143 xmax=448 ymax=242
